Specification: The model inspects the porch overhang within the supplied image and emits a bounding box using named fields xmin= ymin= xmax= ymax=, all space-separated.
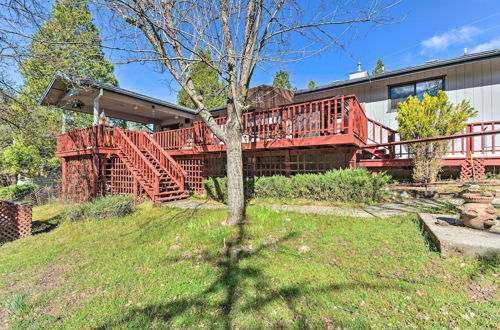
xmin=40 ymin=73 xmax=197 ymax=125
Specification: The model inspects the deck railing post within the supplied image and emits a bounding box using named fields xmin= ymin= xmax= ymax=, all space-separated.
xmin=346 ymin=97 xmax=353 ymax=136
xmin=466 ymin=124 xmax=472 ymax=157
xmin=388 ymin=131 xmax=396 ymax=158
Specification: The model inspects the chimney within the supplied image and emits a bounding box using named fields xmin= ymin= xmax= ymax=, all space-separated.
xmin=349 ymin=62 xmax=368 ymax=80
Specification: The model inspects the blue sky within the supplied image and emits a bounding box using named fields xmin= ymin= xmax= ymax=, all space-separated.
xmin=111 ymin=0 xmax=500 ymax=104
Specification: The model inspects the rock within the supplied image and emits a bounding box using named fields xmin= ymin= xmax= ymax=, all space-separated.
xmin=234 ymin=245 xmax=253 ymax=256
xmin=298 ymin=245 xmax=311 ymax=254
xmin=417 ymin=190 xmax=437 ymax=198
xmin=400 ymin=191 xmax=409 ymax=199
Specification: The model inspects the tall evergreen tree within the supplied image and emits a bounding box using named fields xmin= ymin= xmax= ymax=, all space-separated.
xmin=308 ymin=80 xmax=317 ymax=89
xmin=8 ymin=0 xmax=117 ymax=177
xmin=177 ymin=49 xmax=226 ymax=109
xmin=372 ymin=59 xmax=385 ymax=74
xmin=272 ymin=69 xmax=293 ymax=90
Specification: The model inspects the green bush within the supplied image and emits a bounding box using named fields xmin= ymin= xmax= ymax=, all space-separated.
xmin=0 ymin=183 xmax=39 ymax=201
xmin=64 ymin=195 xmax=134 ymax=222
xmin=204 ymin=169 xmax=391 ymax=204
xmin=204 ymin=177 xmax=254 ymax=203
xmin=254 ymin=175 xmax=291 ymax=198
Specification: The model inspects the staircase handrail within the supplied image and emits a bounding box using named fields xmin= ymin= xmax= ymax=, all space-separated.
xmin=114 ymin=128 xmax=161 ymax=194
xmin=140 ymin=131 xmax=187 ymax=190
xmin=367 ymin=117 xmax=397 ymax=134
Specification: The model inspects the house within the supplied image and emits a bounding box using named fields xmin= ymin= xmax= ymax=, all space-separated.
xmin=41 ymin=49 xmax=500 ymax=202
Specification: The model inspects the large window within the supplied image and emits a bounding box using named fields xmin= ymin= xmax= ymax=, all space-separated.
xmin=389 ymin=78 xmax=443 ymax=112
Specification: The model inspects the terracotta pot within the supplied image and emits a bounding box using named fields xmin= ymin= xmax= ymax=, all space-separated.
xmin=462 ymin=192 xmax=494 ymax=204
xmin=458 ymin=192 xmax=497 ymax=230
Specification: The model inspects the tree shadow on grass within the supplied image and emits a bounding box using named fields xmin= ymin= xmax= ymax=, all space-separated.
xmin=96 ymin=221 xmax=407 ymax=329
xmin=117 ymin=204 xmax=217 ymax=244
xmin=31 ymin=215 xmax=62 ymax=235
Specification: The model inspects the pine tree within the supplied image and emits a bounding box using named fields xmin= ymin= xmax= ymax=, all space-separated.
xmin=308 ymin=80 xmax=317 ymax=89
xmin=372 ymin=59 xmax=385 ymax=75
xmin=10 ymin=0 xmax=118 ymax=177
xmin=177 ymin=49 xmax=226 ymax=109
xmin=272 ymin=70 xmax=293 ymax=90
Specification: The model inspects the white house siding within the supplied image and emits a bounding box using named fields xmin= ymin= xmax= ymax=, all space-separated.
xmin=294 ymin=56 xmax=500 ymax=131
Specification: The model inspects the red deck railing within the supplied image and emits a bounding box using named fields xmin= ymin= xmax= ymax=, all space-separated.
xmin=365 ymin=120 xmax=500 ymax=160
xmin=57 ymin=95 xmax=368 ymax=154
xmin=154 ymin=95 xmax=368 ymax=150
xmin=154 ymin=127 xmax=194 ymax=150
xmin=449 ymin=121 xmax=500 ymax=157
xmin=57 ymin=125 xmax=114 ymax=153
xmin=56 ymin=98 xmax=500 ymax=163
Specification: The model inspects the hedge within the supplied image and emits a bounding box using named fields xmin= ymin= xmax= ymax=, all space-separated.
xmin=204 ymin=168 xmax=391 ymax=204
xmin=0 ymin=184 xmax=39 ymax=201
xmin=64 ymin=195 xmax=135 ymax=222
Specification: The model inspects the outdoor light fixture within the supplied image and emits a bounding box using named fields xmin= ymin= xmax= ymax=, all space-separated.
xmin=68 ymin=99 xmax=84 ymax=109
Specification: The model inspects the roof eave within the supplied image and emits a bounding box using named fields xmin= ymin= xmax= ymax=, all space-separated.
xmin=296 ymin=48 xmax=500 ymax=96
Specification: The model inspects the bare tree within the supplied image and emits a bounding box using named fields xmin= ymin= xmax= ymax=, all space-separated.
xmin=0 ymin=0 xmax=401 ymax=224
xmin=88 ymin=0 xmax=399 ymax=225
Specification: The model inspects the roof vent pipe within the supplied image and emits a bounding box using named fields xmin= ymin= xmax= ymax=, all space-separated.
xmin=349 ymin=62 xmax=368 ymax=80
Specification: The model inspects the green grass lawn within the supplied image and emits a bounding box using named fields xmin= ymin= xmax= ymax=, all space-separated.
xmin=1 ymin=202 xmax=498 ymax=328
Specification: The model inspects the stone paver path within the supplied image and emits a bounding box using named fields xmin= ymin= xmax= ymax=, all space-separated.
xmin=266 ymin=199 xmax=450 ymax=218
xmin=165 ymin=198 xmax=458 ymax=218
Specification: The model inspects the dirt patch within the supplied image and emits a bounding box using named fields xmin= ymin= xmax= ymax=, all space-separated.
xmin=469 ymin=281 xmax=499 ymax=302
xmin=0 ymin=309 xmax=10 ymax=328
xmin=33 ymin=264 xmax=65 ymax=296
xmin=377 ymin=246 xmax=395 ymax=256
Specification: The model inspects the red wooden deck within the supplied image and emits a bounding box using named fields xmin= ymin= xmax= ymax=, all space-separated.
xmin=57 ymin=95 xmax=369 ymax=157
xmin=56 ymin=94 xmax=500 ymax=201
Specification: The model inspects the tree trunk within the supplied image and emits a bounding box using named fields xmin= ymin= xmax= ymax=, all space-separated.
xmin=223 ymin=124 xmax=246 ymax=225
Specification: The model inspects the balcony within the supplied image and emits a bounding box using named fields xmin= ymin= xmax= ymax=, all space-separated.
xmin=57 ymin=95 xmax=370 ymax=156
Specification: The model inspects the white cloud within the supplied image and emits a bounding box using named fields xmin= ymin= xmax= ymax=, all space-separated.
xmin=421 ymin=26 xmax=482 ymax=53
xmin=471 ymin=37 xmax=500 ymax=53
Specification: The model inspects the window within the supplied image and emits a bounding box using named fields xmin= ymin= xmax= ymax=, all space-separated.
xmin=161 ymin=123 xmax=180 ymax=131
xmin=389 ymin=78 xmax=443 ymax=112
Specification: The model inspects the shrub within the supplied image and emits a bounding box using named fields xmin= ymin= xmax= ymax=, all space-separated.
xmin=64 ymin=195 xmax=134 ymax=222
xmin=3 ymin=292 xmax=30 ymax=316
xmin=0 ymin=183 xmax=39 ymax=201
xmin=397 ymin=91 xmax=476 ymax=183
xmin=204 ymin=177 xmax=254 ymax=204
xmin=254 ymin=175 xmax=291 ymax=198
xmin=204 ymin=168 xmax=391 ymax=204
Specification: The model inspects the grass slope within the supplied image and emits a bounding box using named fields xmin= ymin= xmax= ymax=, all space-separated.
xmin=0 ymin=202 xmax=498 ymax=328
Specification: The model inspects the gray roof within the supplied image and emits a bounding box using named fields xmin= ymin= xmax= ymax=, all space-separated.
xmin=295 ymin=48 xmax=500 ymax=96
xmin=40 ymin=72 xmax=198 ymax=115
xmin=42 ymin=48 xmax=500 ymax=113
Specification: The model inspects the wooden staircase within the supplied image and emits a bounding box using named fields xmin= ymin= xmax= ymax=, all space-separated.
xmin=114 ymin=128 xmax=188 ymax=202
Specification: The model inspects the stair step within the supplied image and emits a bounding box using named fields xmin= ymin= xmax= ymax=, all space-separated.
xmin=157 ymin=189 xmax=183 ymax=196
xmin=118 ymin=145 xmax=185 ymax=203
xmin=155 ymin=194 xmax=189 ymax=202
